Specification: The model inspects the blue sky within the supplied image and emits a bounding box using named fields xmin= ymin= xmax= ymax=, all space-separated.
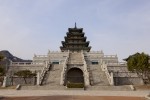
xmin=0 ymin=0 xmax=150 ymax=61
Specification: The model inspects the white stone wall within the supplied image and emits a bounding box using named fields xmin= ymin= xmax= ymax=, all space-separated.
xmin=84 ymin=51 xmax=118 ymax=65
xmin=114 ymin=77 xmax=144 ymax=85
xmin=7 ymin=50 xmax=144 ymax=86
xmin=48 ymin=51 xmax=69 ymax=64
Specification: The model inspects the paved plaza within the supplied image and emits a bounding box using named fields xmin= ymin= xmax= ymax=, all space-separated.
xmin=0 ymin=90 xmax=149 ymax=100
xmin=0 ymin=90 xmax=149 ymax=97
xmin=0 ymin=96 xmax=145 ymax=100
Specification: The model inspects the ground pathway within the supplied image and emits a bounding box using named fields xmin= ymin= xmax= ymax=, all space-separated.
xmin=0 ymin=90 xmax=149 ymax=97
xmin=1 ymin=96 xmax=145 ymax=100
xmin=0 ymin=90 xmax=149 ymax=100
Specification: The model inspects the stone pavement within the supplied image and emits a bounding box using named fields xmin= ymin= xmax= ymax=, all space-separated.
xmin=0 ymin=90 xmax=149 ymax=97
xmin=1 ymin=96 xmax=145 ymax=100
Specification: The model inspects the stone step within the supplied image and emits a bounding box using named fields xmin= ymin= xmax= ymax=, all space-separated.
xmin=45 ymin=64 xmax=63 ymax=85
xmin=87 ymin=85 xmax=132 ymax=91
xmin=21 ymin=85 xmax=66 ymax=90
xmin=88 ymin=64 xmax=110 ymax=86
xmin=21 ymin=85 xmax=132 ymax=91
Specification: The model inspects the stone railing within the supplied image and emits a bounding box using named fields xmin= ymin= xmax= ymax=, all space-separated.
xmin=89 ymin=51 xmax=103 ymax=53
xmin=60 ymin=51 xmax=69 ymax=85
xmin=11 ymin=62 xmax=32 ymax=65
xmin=38 ymin=61 xmax=51 ymax=85
xmin=101 ymin=62 xmax=114 ymax=85
xmin=48 ymin=50 xmax=61 ymax=53
xmin=11 ymin=62 xmax=44 ymax=67
xmin=34 ymin=55 xmax=47 ymax=57
xmin=33 ymin=55 xmax=48 ymax=61
xmin=48 ymin=50 xmax=65 ymax=54
xmin=81 ymin=51 xmax=90 ymax=86
xmin=113 ymin=72 xmax=139 ymax=77
xmin=107 ymin=62 xmax=127 ymax=66
xmin=104 ymin=55 xmax=117 ymax=58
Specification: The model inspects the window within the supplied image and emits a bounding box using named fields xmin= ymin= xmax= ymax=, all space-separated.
xmin=91 ymin=60 xmax=99 ymax=65
xmin=52 ymin=60 xmax=59 ymax=64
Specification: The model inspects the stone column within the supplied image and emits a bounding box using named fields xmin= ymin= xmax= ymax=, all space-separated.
xmin=60 ymin=72 xmax=64 ymax=85
xmin=110 ymin=72 xmax=114 ymax=85
xmin=84 ymin=71 xmax=90 ymax=86
xmin=2 ymin=76 xmax=7 ymax=87
xmin=36 ymin=72 xmax=40 ymax=85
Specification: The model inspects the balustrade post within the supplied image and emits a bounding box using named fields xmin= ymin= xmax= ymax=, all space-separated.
xmin=110 ymin=72 xmax=114 ymax=85
xmin=60 ymin=72 xmax=64 ymax=85
xmin=2 ymin=76 xmax=7 ymax=87
xmin=36 ymin=72 xmax=40 ymax=85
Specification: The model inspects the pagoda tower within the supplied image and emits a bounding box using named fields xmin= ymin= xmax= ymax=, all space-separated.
xmin=60 ymin=23 xmax=91 ymax=52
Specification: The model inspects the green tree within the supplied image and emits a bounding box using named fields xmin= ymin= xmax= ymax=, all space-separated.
xmin=0 ymin=54 xmax=4 ymax=83
xmin=0 ymin=54 xmax=3 ymax=61
xmin=0 ymin=67 xmax=4 ymax=76
xmin=0 ymin=54 xmax=4 ymax=76
xmin=14 ymin=70 xmax=36 ymax=84
xmin=125 ymin=52 xmax=150 ymax=83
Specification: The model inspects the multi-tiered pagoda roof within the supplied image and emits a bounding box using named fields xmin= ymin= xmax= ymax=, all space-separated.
xmin=60 ymin=23 xmax=91 ymax=52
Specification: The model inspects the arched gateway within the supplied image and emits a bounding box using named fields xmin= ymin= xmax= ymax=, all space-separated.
xmin=66 ymin=68 xmax=84 ymax=84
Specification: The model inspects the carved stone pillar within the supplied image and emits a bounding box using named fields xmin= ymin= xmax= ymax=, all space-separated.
xmin=2 ymin=76 xmax=7 ymax=87
xmin=36 ymin=72 xmax=40 ymax=85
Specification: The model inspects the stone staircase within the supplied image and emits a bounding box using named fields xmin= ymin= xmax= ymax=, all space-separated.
xmin=21 ymin=52 xmax=132 ymax=91
xmin=89 ymin=64 xmax=110 ymax=86
xmin=46 ymin=64 xmax=63 ymax=86
xmin=21 ymin=64 xmax=64 ymax=90
xmin=68 ymin=52 xmax=83 ymax=64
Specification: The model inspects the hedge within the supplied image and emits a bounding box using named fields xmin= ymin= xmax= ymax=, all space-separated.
xmin=67 ymin=83 xmax=84 ymax=88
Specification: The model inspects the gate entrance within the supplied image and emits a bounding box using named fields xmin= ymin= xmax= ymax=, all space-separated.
xmin=67 ymin=68 xmax=84 ymax=84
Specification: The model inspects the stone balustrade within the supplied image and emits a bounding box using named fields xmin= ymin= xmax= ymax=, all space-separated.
xmin=113 ymin=72 xmax=138 ymax=77
xmin=33 ymin=55 xmax=48 ymax=61
xmin=104 ymin=55 xmax=117 ymax=58
xmin=60 ymin=51 xmax=69 ymax=85
xmin=101 ymin=62 xmax=114 ymax=85
xmin=39 ymin=61 xmax=51 ymax=85
xmin=34 ymin=54 xmax=48 ymax=57
xmin=107 ymin=62 xmax=127 ymax=66
xmin=48 ymin=50 xmax=64 ymax=53
xmin=11 ymin=62 xmax=45 ymax=67
xmin=11 ymin=62 xmax=32 ymax=65
xmin=81 ymin=51 xmax=90 ymax=86
xmin=89 ymin=50 xmax=103 ymax=53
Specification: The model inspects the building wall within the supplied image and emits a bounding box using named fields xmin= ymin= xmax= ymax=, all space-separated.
xmin=84 ymin=51 xmax=118 ymax=64
xmin=114 ymin=77 xmax=144 ymax=85
xmin=7 ymin=77 xmax=36 ymax=86
xmin=7 ymin=51 xmax=145 ymax=86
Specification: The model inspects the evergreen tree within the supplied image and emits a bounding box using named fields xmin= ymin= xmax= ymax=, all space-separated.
xmin=14 ymin=70 xmax=36 ymax=84
xmin=0 ymin=53 xmax=4 ymax=76
xmin=125 ymin=52 xmax=150 ymax=83
xmin=0 ymin=53 xmax=3 ymax=61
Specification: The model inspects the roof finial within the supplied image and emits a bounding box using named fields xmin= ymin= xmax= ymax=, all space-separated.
xmin=75 ymin=22 xmax=77 ymax=28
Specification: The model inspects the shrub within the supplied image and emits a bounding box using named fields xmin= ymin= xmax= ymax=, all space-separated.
xmin=67 ymin=83 xmax=84 ymax=88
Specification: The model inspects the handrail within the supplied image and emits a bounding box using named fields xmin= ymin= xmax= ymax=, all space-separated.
xmin=89 ymin=51 xmax=103 ymax=53
xmin=11 ymin=62 xmax=32 ymax=65
xmin=11 ymin=62 xmax=44 ymax=67
xmin=104 ymin=55 xmax=117 ymax=58
xmin=107 ymin=62 xmax=127 ymax=66
xmin=39 ymin=61 xmax=51 ymax=85
xmin=34 ymin=55 xmax=48 ymax=57
xmin=101 ymin=61 xmax=114 ymax=85
xmin=60 ymin=50 xmax=69 ymax=85
xmin=81 ymin=51 xmax=90 ymax=86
